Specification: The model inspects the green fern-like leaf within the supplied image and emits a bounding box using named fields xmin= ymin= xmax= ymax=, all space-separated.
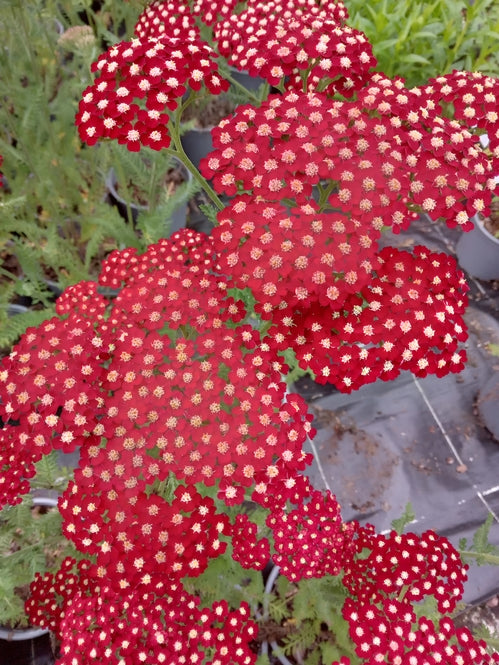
xmin=32 ymin=451 xmax=73 ymax=491
xmin=0 ymin=491 xmax=75 ymax=628
xmin=281 ymin=620 xmax=318 ymax=659
xmin=198 ymin=202 xmax=219 ymax=226
xmin=0 ymin=306 xmax=55 ymax=349
xmin=255 ymin=653 xmax=271 ymax=665
xmin=0 ymin=577 xmax=27 ymax=628
xmin=460 ymin=513 xmax=499 ymax=566
xmin=391 ymin=502 xmax=416 ymax=534
xmin=12 ymin=241 xmax=45 ymax=285
xmin=138 ymin=177 xmax=200 ymax=244
xmin=1 ymin=499 xmax=32 ymax=533
xmin=84 ymin=204 xmax=142 ymax=254
xmin=184 ymin=550 xmax=264 ymax=612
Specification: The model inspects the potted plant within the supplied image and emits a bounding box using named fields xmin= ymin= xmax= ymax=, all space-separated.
xmin=105 ymin=145 xmax=196 ymax=235
xmin=2 ymin=1 xmax=499 ymax=664
xmin=0 ymin=453 xmax=75 ymax=663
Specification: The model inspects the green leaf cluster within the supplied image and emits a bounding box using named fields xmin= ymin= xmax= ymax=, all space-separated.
xmin=0 ymin=452 xmax=75 ymax=629
xmin=0 ymin=0 xmax=148 ymax=346
xmin=183 ymin=547 xmax=266 ymax=613
xmin=345 ymin=0 xmax=499 ymax=86
xmin=266 ymin=574 xmax=354 ymax=664
xmin=459 ymin=513 xmax=499 ymax=567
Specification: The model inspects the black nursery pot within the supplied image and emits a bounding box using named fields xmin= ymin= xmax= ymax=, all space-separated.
xmin=0 ymin=631 xmax=55 ymax=665
xmin=0 ymin=493 xmax=59 ymax=663
xmin=105 ymin=156 xmax=191 ymax=236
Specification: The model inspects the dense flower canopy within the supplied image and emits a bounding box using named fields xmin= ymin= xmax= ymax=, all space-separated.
xmin=202 ymin=87 xmax=496 ymax=230
xmin=0 ymin=231 xmax=315 ymax=509
xmin=4 ymin=1 xmax=499 ymax=663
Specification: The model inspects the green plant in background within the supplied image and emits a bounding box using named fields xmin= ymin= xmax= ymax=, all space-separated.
xmin=0 ymin=0 xmax=148 ymax=349
xmin=107 ymin=143 xmax=200 ymax=244
xmin=0 ymin=452 xmax=75 ymax=630
xmin=0 ymin=0 xmax=264 ymax=350
xmin=345 ymin=0 xmax=499 ymax=87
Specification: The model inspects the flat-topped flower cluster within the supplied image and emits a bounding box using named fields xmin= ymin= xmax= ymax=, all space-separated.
xmin=1 ymin=0 xmax=499 ymax=663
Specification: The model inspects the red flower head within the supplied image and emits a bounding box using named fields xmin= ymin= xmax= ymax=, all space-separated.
xmin=134 ymin=0 xmax=200 ymax=40
xmin=343 ymin=598 xmax=499 ymax=665
xmin=342 ymin=528 xmax=468 ymax=614
xmin=98 ymin=229 xmax=217 ymax=290
xmin=76 ymin=35 xmax=229 ymax=151
xmin=212 ymin=196 xmax=379 ymax=319
xmin=25 ymin=557 xmax=93 ymax=638
xmin=59 ymin=484 xmax=231 ymax=587
xmin=231 ymin=513 xmax=271 ymax=571
xmin=268 ymin=489 xmax=358 ymax=581
xmin=266 ymin=245 xmax=469 ymax=392
xmin=424 ymin=71 xmax=499 ymax=171
xmin=358 ymin=72 xmax=497 ymax=227
xmin=29 ymin=562 xmax=258 ymax=665
xmin=215 ymin=8 xmax=374 ymax=94
xmin=192 ymin=0 xmax=240 ymax=26
xmin=0 ymin=313 xmax=106 ymax=506
xmin=201 ymin=90 xmax=420 ymax=231
xmin=93 ymin=320 xmax=311 ymax=492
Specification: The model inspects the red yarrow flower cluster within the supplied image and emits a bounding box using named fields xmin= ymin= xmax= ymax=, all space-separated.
xmin=267 ymin=489 xmax=358 ymax=581
xmin=342 ymin=528 xmax=468 ymax=614
xmin=215 ymin=9 xmax=374 ymax=94
xmin=231 ymin=513 xmax=271 ymax=571
xmin=266 ymin=245 xmax=469 ymax=391
xmin=192 ymin=0 xmax=240 ymax=26
xmin=0 ymin=314 xmax=104 ymax=504
xmin=27 ymin=557 xmax=258 ymax=665
xmin=0 ymin=232 xmax=314 ymax=509
xmin=98 ymin=229 xmax=218 ymax=290
xmin=134 ymin=0 xmax=201 ymax=40
xmin=423 ymin=70 xmax=499 ymax=167
xmin=59 ymin=484 xmax=231 ymax=588
xmin=134 ymin=0 xmax=240 ymax=41
xmin=343 ymin=598 xmax=499 ymax=665
xmin=212 ymin=196 xmax=379 ymax=318
xmin=202 ymin=86 xmax=495 ymax=231
xmin=357 ymin=72 xmax=497 ymax=227
xmin=76 ymin=35 xmax=229 ymax=151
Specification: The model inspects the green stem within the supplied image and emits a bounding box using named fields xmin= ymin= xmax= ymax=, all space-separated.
xmin=168 ymin=105 xmax=225 ymax=211
xmin=443 ymin=11 xmax=469 ymax=72
xmin=223 ymin=71 xmax=262 ymax=105
xmin=459 ymin=550 xmax=499 ymax=566
xmin=397 ymin=584 xmax=410 ymax=603
xmin=112 ymin=156 xmax=135 ymax=225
